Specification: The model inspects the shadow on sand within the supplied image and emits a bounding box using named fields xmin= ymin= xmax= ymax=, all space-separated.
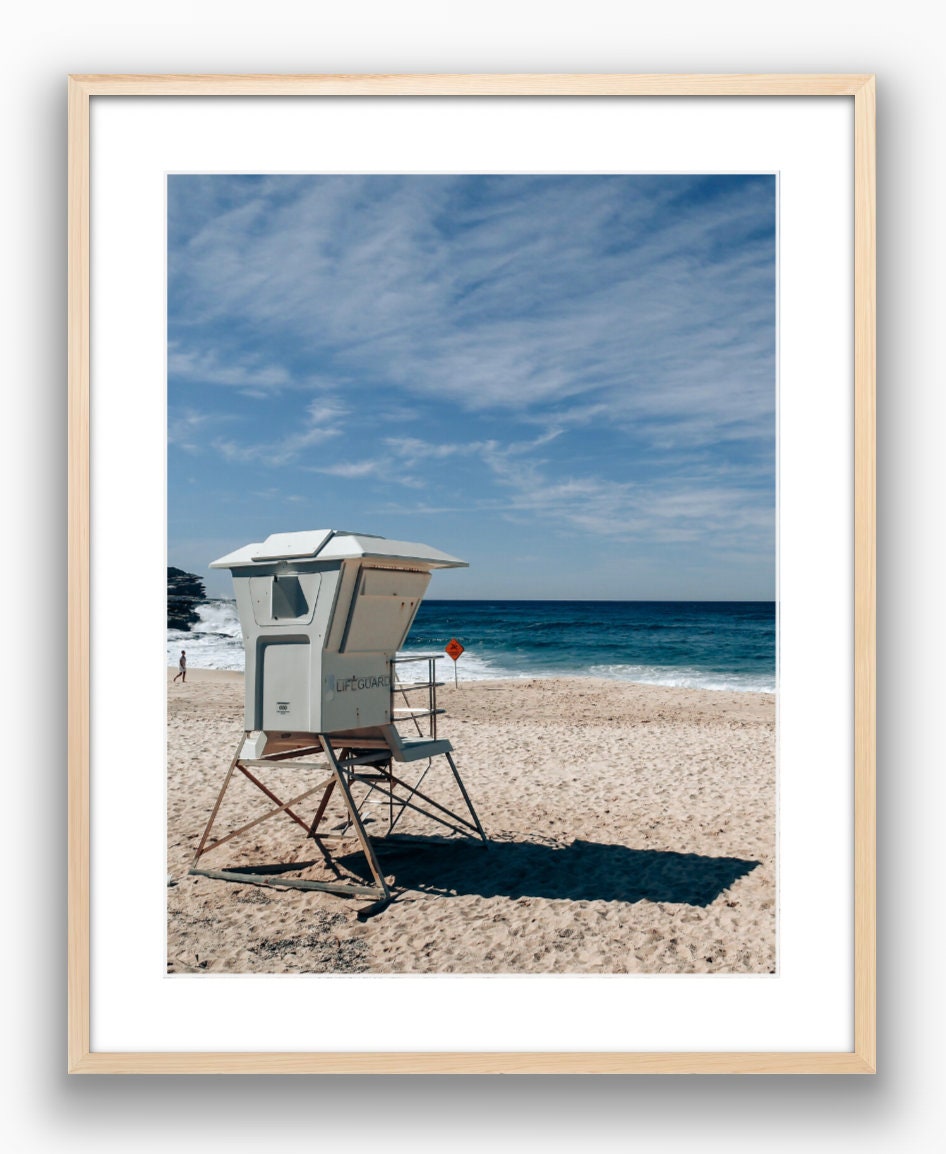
xmin=337 ymin=836 xmax=760 ymax=908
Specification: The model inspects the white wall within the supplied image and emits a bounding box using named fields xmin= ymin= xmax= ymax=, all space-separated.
xmin=1 ymin=3 xmax=940 ymax=1150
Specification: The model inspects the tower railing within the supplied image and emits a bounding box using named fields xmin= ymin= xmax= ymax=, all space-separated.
xmin=390 ymin=653 xmax=445 ymax=740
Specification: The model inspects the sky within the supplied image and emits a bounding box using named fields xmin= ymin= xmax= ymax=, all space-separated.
xmin=168 ymin=174 xmax=775 ymax=600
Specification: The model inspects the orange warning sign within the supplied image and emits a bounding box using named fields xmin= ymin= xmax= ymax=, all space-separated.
xmin=445 ymin=638 xmax=465 ymax=661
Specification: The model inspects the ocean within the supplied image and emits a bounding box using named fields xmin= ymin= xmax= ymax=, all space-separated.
xmin=167 ymin=599 xmax=776 ymax=694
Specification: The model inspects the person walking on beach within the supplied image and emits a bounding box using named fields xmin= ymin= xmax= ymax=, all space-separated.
xmin=173 ymin=650 xmax=187 ymax=683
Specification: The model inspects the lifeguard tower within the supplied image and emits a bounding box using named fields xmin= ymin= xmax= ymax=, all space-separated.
xmin=189 ymin=529 xmax=486 ymax=910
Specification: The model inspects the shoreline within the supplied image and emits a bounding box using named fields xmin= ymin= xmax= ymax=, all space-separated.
xmin=168 ymin=667 xmax=243 ymax=683
xmin=168 ymin=666 xmax=776 ymax=699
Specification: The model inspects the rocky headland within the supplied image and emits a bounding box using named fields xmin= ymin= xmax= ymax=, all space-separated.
xmin=167 ymin=567 xmax=206 ymax=631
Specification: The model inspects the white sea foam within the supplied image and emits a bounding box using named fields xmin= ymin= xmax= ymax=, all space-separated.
xmin=587 ymin=663 xmax=775 ymax=694
xmin=167 ymin=600 xmax=245 ymax=671
xmin=396 ymin=647 xmax=526 ymax=683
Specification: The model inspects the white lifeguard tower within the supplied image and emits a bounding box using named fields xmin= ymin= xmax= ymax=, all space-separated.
xmin=189 ymin=529 xmax=486 ymax=910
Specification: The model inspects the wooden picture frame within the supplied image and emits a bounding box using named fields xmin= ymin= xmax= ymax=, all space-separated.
xmin=67 ymin=73 xmax=875 ymax=1074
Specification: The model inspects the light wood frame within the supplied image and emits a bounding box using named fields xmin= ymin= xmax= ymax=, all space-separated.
xmin=67 ymin=73 xmax=876 ymax=1074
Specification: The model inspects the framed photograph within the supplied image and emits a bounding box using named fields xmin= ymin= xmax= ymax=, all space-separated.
xmin=68 ymin=74 xmax=875 ymax=1073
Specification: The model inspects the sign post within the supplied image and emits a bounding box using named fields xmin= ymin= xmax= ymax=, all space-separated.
xmin=445 ymin=637 xmax=464 ymax=687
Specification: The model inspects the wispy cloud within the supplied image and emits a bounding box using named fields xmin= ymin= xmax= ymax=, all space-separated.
xmin=211 ymin=397 xmax=347 ymax=466
xmin=167 ymin=407 xmax=239 ymax=452
xmin=381 ymin=433 xmax=771 ymax=558
xmin=168 ymin=344 xmax=293 ymax=391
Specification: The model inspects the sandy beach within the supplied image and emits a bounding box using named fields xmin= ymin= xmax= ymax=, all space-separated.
xmin=167 ymin=669 xmax=775 ymax=975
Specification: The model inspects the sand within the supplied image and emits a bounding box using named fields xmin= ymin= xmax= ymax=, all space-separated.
xmin=167 ymin=669 xmax=775 ymax=975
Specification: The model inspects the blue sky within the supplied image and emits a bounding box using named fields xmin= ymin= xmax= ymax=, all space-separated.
xmin=168 ymin=174 xmax=775 ymax=600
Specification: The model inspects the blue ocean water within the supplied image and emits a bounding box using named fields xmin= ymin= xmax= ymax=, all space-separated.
xmin=403 ymin=600 xmax=775 ymax=693
xmin=170 ymin=599 xmax=775 ymax=693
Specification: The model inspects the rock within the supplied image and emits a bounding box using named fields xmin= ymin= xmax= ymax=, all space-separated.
xmin=168 ymin=566 xmax=206 ymax=630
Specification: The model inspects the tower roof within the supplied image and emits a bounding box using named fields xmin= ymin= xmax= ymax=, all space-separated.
xmin=210 ymin=529 xmax=467 ymax=570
